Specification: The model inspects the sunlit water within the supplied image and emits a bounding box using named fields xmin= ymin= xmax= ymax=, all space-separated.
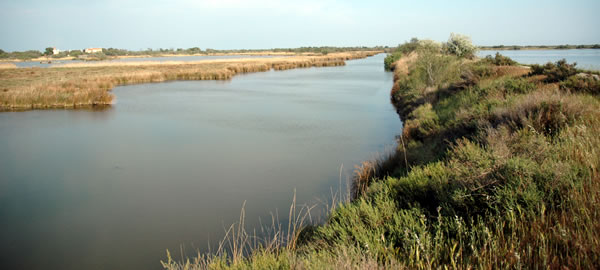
xmin=478 ymin=49 xmax=600 ymax=70
xmin=0 ymin=54 xmax=402 ymax=269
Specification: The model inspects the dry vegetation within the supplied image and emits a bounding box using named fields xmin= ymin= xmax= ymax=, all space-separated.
xmin=0 ymin=62 xmax=17 ymax=69
xmin=0 ymin=51 xmax=378 ymax=111
xmin=162 ymin=38 xmax=600 ymax=269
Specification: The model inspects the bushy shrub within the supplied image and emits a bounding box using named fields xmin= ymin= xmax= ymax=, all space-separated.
xmin=444 ymin=33 xmax=477 ymax=58
xmin=0 ymin=50 xmax=43 ymax=60
xmin=481 ymin=52 xmax=517 ymax=66
xmin=384 ymin=51 xmax=402 ymax=71
xmin=529 ymin=59 xmax=578 ymax=82
xmin=416 ymin=39 xmax=442 ymax=54
xmin=396 ymin=38 xmax=421 ymax=54
xmin=403 ymin=103 xmax=440 ymax=141
xmin=412 ymin=53 xmax=461 ymax=88
xmin=561 ymin=74 xmax=600 ymax=95
xmin=502 ymin=78 xmax=535 ymax=94
xmin=468 ymin=61 xmax=495 ymax=78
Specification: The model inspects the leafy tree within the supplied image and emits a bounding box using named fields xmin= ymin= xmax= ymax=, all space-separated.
xmin=44 ymin=47 xmax=54 ymax=56
xmin=444 ymin=33 xmax=477 ymax=58
xmin=69 ymin=50 xmax=82 ymax=57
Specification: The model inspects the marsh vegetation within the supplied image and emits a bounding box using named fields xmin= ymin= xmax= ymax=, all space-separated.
xmin=0 ymin=51 xmax=378 ymax=110
xmin=163 ymin=36 xmax=600 ymax=269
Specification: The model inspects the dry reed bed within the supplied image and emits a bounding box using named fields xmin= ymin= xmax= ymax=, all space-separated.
xmin=0 ymin=63 xmax=17 ymax=69
xmin=0 ymin=51 xmax=379 ymax=110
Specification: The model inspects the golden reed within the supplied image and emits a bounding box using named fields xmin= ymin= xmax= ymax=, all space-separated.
xmin=0 ymin=52 xmax=379 ymax=110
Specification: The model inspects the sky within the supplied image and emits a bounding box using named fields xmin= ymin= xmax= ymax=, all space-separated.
xmin=1 ymin=0 xmax=599 ymax=52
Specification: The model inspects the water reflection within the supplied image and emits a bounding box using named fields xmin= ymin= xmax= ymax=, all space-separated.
xmin=0 ymin=54 xmax=401 ymax=269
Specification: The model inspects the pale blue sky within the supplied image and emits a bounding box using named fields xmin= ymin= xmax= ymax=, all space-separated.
xmin=1 ymin=0 xmax=599 ymax=51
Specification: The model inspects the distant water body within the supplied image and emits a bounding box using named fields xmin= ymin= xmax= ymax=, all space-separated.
xmin=478 ymin=49 xmax=600 ymax=70
xmin=0 ymin=54 xmax=402 ymax=269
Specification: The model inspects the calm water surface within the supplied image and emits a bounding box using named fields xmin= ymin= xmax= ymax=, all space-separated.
xmin=0 ymin=54 xmax=401 ymax=269
xmin=478 ymin=49 xmax=600 ymax=70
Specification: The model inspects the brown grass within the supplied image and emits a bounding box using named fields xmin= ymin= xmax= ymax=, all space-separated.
xmin=0 ymin=51 xmax=379 ymax=111
xmin=0 ymin=62 xmax=17 ymax=69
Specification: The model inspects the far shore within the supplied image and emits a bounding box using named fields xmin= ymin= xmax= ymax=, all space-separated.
xmin=0 ymin=51 xmax=380 ymax=111
xmin=0 ymin=51 xmax=324 ymax=63
xmin=479 ymin=45 xmax=600 ymax=51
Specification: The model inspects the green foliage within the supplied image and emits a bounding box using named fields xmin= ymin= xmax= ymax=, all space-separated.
xmin=413 ymin=53 xmax=461 ymax=88
xmin=0 ymin=50 xmax=43 ymax=60
xmin=164 ymin=37 xmax=600 ymax=270
xmin=396 ymin=37 xmax=421 ymax=54
xmin=561 ymin=74 xmax=600 ymax=95
xmin=384 ymin=51 xmax=402 ymax=71
xmin=403 ymin=103 xmax=440 ymax=141
xmin=103 ymin=48 xmax=130 ymax=56
xmin=529 ymin=59 xmax=578 ymax=82
xmin=68 ymin=50 xmax=83 ymax=57
xmin=502 ymin=77 xmax=535 ymax=95
xmin=481 ymin=52 xmax=517 ymax=66
xmin=44 ymin=47 xmax=54 ymax=56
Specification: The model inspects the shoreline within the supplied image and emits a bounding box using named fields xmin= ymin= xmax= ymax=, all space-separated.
xmin=0 ymin=51 xmax=380 ymax=111
xmin=162 ymin=42 xmax=600 ymax=268
xmin=0 ymin=51 xmax=323 ymax=63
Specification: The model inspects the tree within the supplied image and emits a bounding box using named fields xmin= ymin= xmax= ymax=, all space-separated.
xmin=44 ymin=47 xmax=54 ymax=56
xmin=444 ymin=33 xmax=477 ymax=58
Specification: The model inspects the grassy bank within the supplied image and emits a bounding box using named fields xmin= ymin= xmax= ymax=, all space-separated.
xmin=0 ymin=51 xmax=378 ymax=111
xmin=162 ymin=36 xmax=600 ymax=269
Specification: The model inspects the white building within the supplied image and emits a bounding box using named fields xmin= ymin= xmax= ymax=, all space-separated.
xmin=52 ymin=47 xmax=60 ymax=55
xmin=85 ymin=48 xmax=103 ymax=53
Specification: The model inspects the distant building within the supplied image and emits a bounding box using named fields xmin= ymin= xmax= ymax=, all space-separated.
xmin=52 ymin=47 xmax=60 ymax=55
xmin=85 ymin=48 xmax=103 ymax=53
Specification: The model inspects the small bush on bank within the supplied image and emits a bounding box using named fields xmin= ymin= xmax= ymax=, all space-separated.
xmin=444 ymin=33 xmax=477 ymax=58
xmin=502 ymin=77 xmax=536 ymax=95
xmin=561 ymin=74 xmax=600 ymax=95
xmin=384 ymin=51 xmax=402 ymax=71
xmin=529 ymin=59 xmax=578 ymax=82
xmin=481 ymin=52 xmax=517 ymax=66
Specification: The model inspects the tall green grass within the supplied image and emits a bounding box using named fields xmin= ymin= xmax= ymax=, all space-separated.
xmin=163 ymin=41 xmax=600 ymax=269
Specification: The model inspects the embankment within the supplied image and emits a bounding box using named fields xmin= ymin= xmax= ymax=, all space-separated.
xmin=163 ymin=42 xmax=600 ymax=269
xmin=0 ymin=51 xmax=379 ymax=111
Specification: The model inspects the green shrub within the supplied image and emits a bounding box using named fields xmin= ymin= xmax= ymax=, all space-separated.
xmin=481 ymin=52 xmax=517 ymax=66
xmin=561 ymin=74 xmax=600 ymax=95
xmin=403 ymin=103 xmax=440 ymax=141
xmin=412 ymin=53 xmax=461 ymax=88
xmin=502 ymin=78 xmax=535 ymax=95
xmin=529 ymin=59 xmax=578 ymax=82
xmin=384 ymin=51 xmax=402 ymax=71
xmin=0 ymin=50 xmax=43 ymax=60
xmin=396 ymin=38 xmax=421 ymax=54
